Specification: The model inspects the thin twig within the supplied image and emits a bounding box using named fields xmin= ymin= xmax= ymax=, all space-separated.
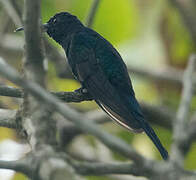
xmin=85 ymin=0 xmax=101 ymax=28
xmin=0 ymin=0 xmax=22 ymax=27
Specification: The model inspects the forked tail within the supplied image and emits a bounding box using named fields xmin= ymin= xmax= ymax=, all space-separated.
xmin=141 ymin=120 xmax=169 ymax=160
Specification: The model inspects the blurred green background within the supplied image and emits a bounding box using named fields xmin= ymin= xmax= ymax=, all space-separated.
xmin=0 ymin=0 xmax=196 ymax=179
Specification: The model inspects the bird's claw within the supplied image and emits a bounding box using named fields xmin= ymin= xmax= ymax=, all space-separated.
xmin=74 ymin=87 xmax=88 ymax=94
xmin=74 ymin=87 xmax=93 ymax=100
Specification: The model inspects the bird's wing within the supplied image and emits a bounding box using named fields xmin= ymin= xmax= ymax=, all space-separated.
xmin=67 ymin=32 xmax=169 ymax=160
xmin=68 ymin=32 xmax=143 ymax=132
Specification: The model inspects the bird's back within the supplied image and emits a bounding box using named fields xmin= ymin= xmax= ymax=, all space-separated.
xmin=66 ymin=28 xmax=144 ymax=132
xmin=85 ymin=28 xmax=135 ymax=95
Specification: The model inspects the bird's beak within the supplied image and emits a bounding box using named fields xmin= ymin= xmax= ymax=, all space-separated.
xmin=42 ymin=23 xmax=49 ymax=32
xmin=15 ymin=23 xmax=49 ymax=32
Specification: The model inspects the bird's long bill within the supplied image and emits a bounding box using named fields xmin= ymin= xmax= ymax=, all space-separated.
xmin=15 ymin=23 xmax=49 ymax=32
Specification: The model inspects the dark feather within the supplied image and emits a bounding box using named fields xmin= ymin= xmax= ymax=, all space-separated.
xmin=45 ymin=12 xmax=169 ymax=160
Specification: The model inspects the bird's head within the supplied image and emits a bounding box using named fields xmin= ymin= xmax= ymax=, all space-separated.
xmin=15 ymin=12 xmax=83 ymax=44
xmin=45 ymin=12 xmax=83 ymax=43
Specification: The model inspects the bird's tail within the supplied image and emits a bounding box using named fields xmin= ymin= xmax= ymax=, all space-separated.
xmin=140 ymin=119 xmax=169 ymax=160
xmin=126 ymin=96 xmax=169 ymax=160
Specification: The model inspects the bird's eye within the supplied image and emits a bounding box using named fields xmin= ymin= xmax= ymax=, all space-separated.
xmin=53 ymin=18 xmax=57 ymax=24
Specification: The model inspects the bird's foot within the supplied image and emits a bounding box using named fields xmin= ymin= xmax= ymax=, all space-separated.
xmin=74 ymin=87 xmax=88 ymax=94
xmin=74 ymin=87 xmax=93 ymax=100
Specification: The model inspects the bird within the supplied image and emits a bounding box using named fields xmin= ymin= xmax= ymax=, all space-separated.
xmin=16 ymin=12 xmax=169 ymax=160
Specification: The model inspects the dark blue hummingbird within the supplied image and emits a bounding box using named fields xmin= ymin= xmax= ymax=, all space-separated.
xmin=43 ymin=12 xmax=168 ymax=160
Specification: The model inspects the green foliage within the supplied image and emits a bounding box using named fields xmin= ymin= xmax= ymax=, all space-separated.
xmin=47 ymin=62 xmax=80 ymax=92
xmin=117 ymin=130 xmax=134 ymax=144
xmin=42 ymin=0 xmax=140 ymax=46
xmin=69 ymin=0 xmax=92 ymax=20
xmin=93 ymin=0 xmax=139 ymax=45
xmin=87 ymin=176 xmax=113 ymax=180
xmin=152 ymin=125 xmax=172 ymax=159
xmin=190 ymin=95 xmax=196 ymax=113
xmin=167 ymin=5 xmax=195 ymax=65
xmin=42 ymin=0 xmax=56 ymax=22
xmin=133 ymin=78 xmax=159 ymax=104
xmin=185 ymin=143 xmax=196 ymax=170
xmin=0 ymin=128 xmax=16 ymax=141
xmin=11 ymin=173 xmax=28 ymax=180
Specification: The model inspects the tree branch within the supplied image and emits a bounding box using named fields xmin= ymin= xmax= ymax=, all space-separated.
xmin=0 ymin=57 xmax=147 ymax=165
xmin=188 ymin=113 xmax=196 ymax=141
xmin=62 ymin=153 xmax=155 ymax=177
xmin=0 ymin=85 xmax=174 ymax=130
xmin=59 ymin=104 xmax=174 ymax=147
xmin=62 ymin=153 xmax=196 ymax=179
xmin=171 ymin=55 xmax=196 ymax=165
xmin=128 ymin=66 xmax=184 ymax=86
xmin=0 ymin=85 xmax=92 ymax=102
xmin=71 ymin=161 xmax=146 ymax=176
xmin=0 ymin=85 xmax=23 ymax=98
xmin=0 ymin=109 xmax=17 ymax=128
xmin=0 ymin=159 xmax=31 ymax=177
xmin=10 ymin=0 xmax=81 ymax=179
xmin=179 ymin=111 xmax=196 ymax=157
xmin=23 ymin=0 xmax=45 ymax=85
